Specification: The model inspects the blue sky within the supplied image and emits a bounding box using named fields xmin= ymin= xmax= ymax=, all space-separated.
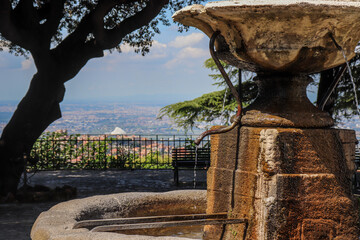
xmin=0 ymin=23 xmax=219 ymax=106
xmin=0 ymin=7 xmax=321 ymax=107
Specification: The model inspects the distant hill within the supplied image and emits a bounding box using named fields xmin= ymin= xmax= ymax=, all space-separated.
xmin=0 ymin=101 xmax=203 ymax=135
xmin=1 ymin=101 xmax=358 ymax=137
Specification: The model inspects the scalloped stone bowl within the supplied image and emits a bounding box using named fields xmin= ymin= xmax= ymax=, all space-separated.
xmin=173 ymin=0 xmax=360 ymax=73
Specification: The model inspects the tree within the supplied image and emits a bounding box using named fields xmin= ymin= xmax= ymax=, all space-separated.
xmin=158 ymin=58 xmax=257 ymax=130
xmin=326 ymin=54 xmax=360 ymax=121
xmin=0 ymin=0 xmax=206 ymax=198
xmin=160 ymin=56 xmax=360 ymax=131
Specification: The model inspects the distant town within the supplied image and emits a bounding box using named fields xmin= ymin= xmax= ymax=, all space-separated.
xmin=0 ymin=101 xmax=359 ymax=137
xmin=0 ymin=101 xmax=204 ymax=136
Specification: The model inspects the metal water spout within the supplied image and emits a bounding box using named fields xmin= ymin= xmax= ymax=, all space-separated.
xmin=194 ymin=31 xmax=243 ymax=146
xmin=318 ymin=33 xmax=360 ymax=114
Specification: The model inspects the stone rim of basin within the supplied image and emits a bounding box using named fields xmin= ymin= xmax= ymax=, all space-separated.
xmin=173 ymin=0 xmax=360 ymax=74
xmin=31 ymin=190 xmax=207 ymax=240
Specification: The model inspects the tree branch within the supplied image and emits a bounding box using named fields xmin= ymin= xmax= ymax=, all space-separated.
xmin=59 ymin=0 xmax=132 ymax=50
xmin=0 ymin=0 xmax=11 ymax=16
xmin=51 ymin=40 xmax=104 ymax=82
xmin=0 ymin=0 xmax=51 ymax=52
xmin=0 ymin=0 xmax=33 ymax=49
xmin=97 ymin=0 xmax=169 ymax=49
xmin=40 ymin=0 xmax=66 ymax=43
xmin=92 ymin=0 xmax=137 ymax=47
xmin=54 ymin=0 xmax=135 ymax=65
xmin=0 ymin=0 xmax=12 ymax=32
xmin=53 ymin=0 xmax=168 ymax=82
xmin=13 ymin=0 xmax=39 ymax=30
xmin=92 ymin=0 xmax=119 ymax=47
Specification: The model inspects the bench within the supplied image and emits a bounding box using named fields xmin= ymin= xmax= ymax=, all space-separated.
xmin=171 ymin=147 xmax=211 ymax=186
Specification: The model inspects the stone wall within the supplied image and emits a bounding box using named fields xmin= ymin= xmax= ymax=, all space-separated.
xmin=204 ymin=126 xmax=359 ymax=240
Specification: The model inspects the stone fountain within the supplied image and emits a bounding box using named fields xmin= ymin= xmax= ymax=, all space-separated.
xmin=31 ymin=1 xmax=360 ymax=239
xmin=173 ymin=0 xmax=360 ymax=239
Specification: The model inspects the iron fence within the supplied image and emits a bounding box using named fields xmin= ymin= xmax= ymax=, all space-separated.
xmin=29 ymin=134 xmax=210 ymax=170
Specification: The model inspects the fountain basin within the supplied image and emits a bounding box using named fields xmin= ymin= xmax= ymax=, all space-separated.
xmin=31 ymin=190 xmax=206 ymax=240
xmin=173 ymin=0 xmax=360 ymax=73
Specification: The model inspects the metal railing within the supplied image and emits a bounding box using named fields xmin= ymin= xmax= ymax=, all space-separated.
xmin=29 ymin=134 xmax=210 ymax=170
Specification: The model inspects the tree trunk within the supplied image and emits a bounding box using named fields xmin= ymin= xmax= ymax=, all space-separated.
xmin=0 ymin=70 xmax=65 ymax=198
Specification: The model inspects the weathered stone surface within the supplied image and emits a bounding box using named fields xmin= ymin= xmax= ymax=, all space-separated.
xmin=338 ymin=129 xmax=358 ymax=173
xmin=241 ymin=74 xmax=334 ymax=128
xmin=207 ymin=167 xmax=234 ymax=193
xmin=206 ymin=190 xmax=231 ymax=213
xmin=173 ymin=0 xmax=360 ymax=74
xmin=205 ymin=126 xmax=359 ymax=240
xmin=209 ymin=125 xmax=239 ymax=169
xmin=31 ymin=190 xmax=206 ymax=240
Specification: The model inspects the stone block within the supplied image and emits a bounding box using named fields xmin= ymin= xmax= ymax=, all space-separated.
xmin=231 ymin=195 xmax=255 ymax=220
xmin=301 ymin=219 xmax=336 ymax=240
xmin=207 ymin=167 xmax=234 ymax=193
xmin=203 ymin=225 xmax=224 ymax=240
xmin=337 ymin=129 xmax=357 ymax=144
xmin=237 ymin=127 xmax=262 ymax=172
xmin=210 ymin=126 xmax=239 ymax=169
xmin=233 ymin=170 xmax=257 ymax=197
xmin=206 ymin=190 xmax=231 ymax=213
xmin=206 ymin=126 xmax=359 ymax=239
xmin=275 ymin=173 xmax=350 ymax=201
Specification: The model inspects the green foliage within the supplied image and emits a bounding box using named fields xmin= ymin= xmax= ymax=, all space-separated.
xmin=203 ymin=58 xmax=239 ymax=88
xmin=137 ymin=151 xmax=172 ymax=169
xmin=30 ymin=131 xmax=80 ymax=169
xmin=29 ymin=131 xmax=174 ymax=170
xmin=183 ymin=137 xmax=210 ymax=148
xmin=1 ymin=0 xmax=207 ymax=57
xmin=158 ymin=58 xmax=257 ymax=130
xmin=160 ymin=53 xmax=360 ymax=130
xmin=332 ymin=54 xmax=360 ymax=120
xmin=158 ymin=89 xmax=237 ymax=130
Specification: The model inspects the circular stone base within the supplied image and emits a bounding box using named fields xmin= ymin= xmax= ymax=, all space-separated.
xmin=31 ymin=190 xmax=206 ymax=240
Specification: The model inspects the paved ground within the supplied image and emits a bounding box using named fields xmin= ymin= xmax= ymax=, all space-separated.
xmin=0 ymin=169 xmax=207 ymax=240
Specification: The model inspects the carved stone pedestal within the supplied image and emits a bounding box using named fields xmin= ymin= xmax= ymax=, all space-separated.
xmin=204 ymin=127 xmax=358 ymax=240
xmin=204 ymin=75 xmax=359 ymax=239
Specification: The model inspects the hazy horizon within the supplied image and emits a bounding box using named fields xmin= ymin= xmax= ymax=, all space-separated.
xmin=0 ymin=100 xmax=207 ymax=135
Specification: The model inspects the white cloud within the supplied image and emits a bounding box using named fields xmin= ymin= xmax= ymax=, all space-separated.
xmin=129 ymin=40 xmax=168 ymax=60
xmin=131 ymin=52 xmax=167 ymax=60
xmin=152 ymin=41 xmax=167 ymax=49
xmin=119 ymin=40 xmax=167 ymax=55
xmin=21 ymin=57 xmax=33 ymax=70
xmin=164 ymin=59 xmax=179 ymax=69
xmin=119 ymin=44 xmax=133 ymax=54
xmin=165 ymin=47 xmax=208 ymax=68
xmin=168 ymin=33 xmax=204 ymax=48
xmin=178 ymin=47 xmax=208 ymax=59
xmin=97 ymin=40 xmax=169 ymax=72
